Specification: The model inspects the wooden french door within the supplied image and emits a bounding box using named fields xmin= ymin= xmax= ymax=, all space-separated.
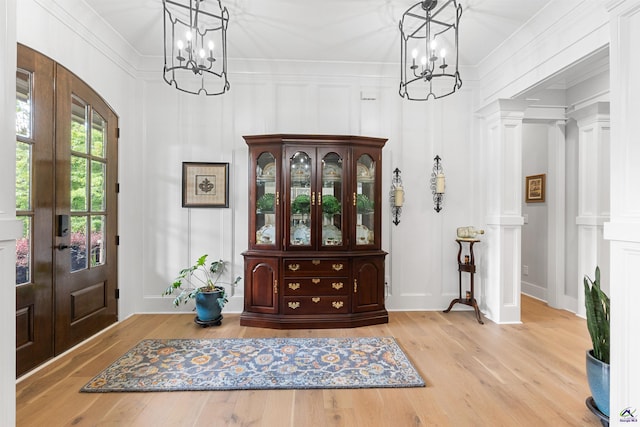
xmin=15 ymin=45 xmax=119 ymax=376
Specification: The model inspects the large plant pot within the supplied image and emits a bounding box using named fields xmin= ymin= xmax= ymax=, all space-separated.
xmin=195 ymin=290 xmax=224 ymax=322
xmin=586 ymin=349 xmax=610 ymax=417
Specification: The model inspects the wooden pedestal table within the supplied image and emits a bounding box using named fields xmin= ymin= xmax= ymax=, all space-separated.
xmin=444 ymin=238 xmax=484 ymax=324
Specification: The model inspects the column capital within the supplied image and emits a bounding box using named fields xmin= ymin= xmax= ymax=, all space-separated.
xmin=476 ymin=99 xmax=529 ymax=120
xmin=523 ymin=105 xmax=568 ymax=123
xmin=567 ymin=101 xmax=610 ymax=127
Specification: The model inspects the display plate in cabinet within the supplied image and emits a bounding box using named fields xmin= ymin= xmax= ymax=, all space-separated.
xmin=283 ymin=296 xmax=349 ymax=315
xmin=283 ymin=277 xmax=349 ymax=296
xmin=283 ymin=258 xmax=349 ymax=276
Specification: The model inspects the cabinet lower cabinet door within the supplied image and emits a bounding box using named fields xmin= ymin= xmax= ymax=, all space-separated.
xmin=244 ymin=257 xmax=279 ymax=314
xmin=352 ymin=256 xmax=385 ymax=312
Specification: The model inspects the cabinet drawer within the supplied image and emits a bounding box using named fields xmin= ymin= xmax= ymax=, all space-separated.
xmin=283 ymin=296 xmax=349 ymax=314
xmin=283 ymin=277 xmax=348 ymax=296
xmin=283 ymin=258 xmax=348 ymax=276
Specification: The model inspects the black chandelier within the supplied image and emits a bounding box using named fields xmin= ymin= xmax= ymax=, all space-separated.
xmin=163 ymin=0 xmax=230 ymax=96
xmin=399 ymin=0 xmax=462 ymax=101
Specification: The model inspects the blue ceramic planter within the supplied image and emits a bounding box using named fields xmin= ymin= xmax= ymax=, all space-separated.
xmin=195 ymin=290 xmax=224 ymax=322
xmin=586 ymin=349 xmax=610 ymax=417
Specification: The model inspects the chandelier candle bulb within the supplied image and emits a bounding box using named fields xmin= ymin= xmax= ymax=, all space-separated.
xmin=436 ymin=173 xmax=445 ymax=194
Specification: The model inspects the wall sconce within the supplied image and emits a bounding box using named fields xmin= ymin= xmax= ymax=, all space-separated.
xmin=430 ymin=155 xmax=445 ymax=212
xmin=389 ymin=168 xmax=404 ymax=225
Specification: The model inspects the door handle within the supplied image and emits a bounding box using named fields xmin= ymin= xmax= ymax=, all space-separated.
xmin=55 ymin=244 xmax=69 ymax=250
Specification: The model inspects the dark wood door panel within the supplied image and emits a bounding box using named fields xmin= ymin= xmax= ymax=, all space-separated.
xmin=54 ymin=64 xmax=118 ymax=353
xmin=16 ymin=44 xmax=55 ymax=376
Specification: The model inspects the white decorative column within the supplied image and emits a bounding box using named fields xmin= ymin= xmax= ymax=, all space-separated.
xmin=569 ymin=102 xmax=610 ymax=319
xmin=477 ymin=99 xmax=528 ymax=324
xmin=605 ymin=0 xmax=640 ymax=422
xmin=546 ymin=119 xmax=567 ymax=309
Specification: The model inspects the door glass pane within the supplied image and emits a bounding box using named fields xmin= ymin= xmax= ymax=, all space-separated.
xmin=71 ymin=96 xmax=87 ymax=153
xmin=256 ymin=152 xmax=276 ymax=245
xmin=91 ymin=160 xmax=106 ymax=211
xmin=16 ymin=69 xmax=33 ymax=286
xmin=356 ymin=154 xmax=375 ymax=246
xmin=16 ymin=141 xmax=31 ymax=211
xmin=16 ymin=216 xmax=31 ymax=285
xmin=90 ymin=215 xmax=105 ymax=267
xmin=289 ymin=151 xmax=311 ymax=246
xmin=16 ymin=69 xmax=32 ymax=138
xmin=91 ymin=111 xmax=106 ymax=158
xmin=71 ymin=155 xmax=88 ymax=211
xmin=71 ymin=216 xmax=88 ymax=272
xmin=321 ymin=152 xmax=343 ymax=247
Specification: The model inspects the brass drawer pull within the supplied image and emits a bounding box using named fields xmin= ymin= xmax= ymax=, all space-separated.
xmin=312 ymin=297 xmax=320 ymax=303
xmin=332 ymin=263 xmax=344 ymax=271
xmin=332 ymin=282 xmax=344 ymax=290
xmin=288 ymin=263 xmax=300 ymax=271
xmin=312 ymin=278 xmax=320 ymax=284
xmin=332 ymin=301 xmax=344 ymax=309
xmin=288 ymin=302 xmax=300 ymax=310
xmin=288 ymin=282 xmax=301 ymax=291
xmin=312 ymin=259 xmax=321 ymax=265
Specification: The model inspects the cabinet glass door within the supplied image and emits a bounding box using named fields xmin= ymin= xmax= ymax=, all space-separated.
xmin=320 ymin=151 xmax=344 ymax=248
xmin=355 ymin=154 xmax=376 ymax=246
xmin=255 ymin=152 xmax=277 ymax=246
xmin=289 ymin=151 xmax=312 ymax=247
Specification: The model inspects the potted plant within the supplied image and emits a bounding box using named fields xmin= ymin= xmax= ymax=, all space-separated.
xmin=163 ymin=254 xmax=241 ymax=326
xmin=584 ymin=266 xmax=610 ymax=417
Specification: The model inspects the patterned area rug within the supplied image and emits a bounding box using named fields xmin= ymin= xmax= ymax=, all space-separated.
xmin=81 ymin=337 xmax=424 ymax=392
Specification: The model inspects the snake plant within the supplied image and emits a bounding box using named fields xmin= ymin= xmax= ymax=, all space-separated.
xmin=583 ymin=266 xmax=610 ymax=364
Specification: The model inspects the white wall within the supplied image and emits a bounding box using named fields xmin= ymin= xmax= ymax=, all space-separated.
xmin=605 ymin=0 xmax=640 ymax=418
xmin=136 ymin=62 xmax=477 ymax=314
xmin=0 ymin=1 xmax=18 ymax=424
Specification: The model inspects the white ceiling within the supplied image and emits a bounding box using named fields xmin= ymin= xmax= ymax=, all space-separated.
xmin=83 ymin=0 xmax=553 ymax=67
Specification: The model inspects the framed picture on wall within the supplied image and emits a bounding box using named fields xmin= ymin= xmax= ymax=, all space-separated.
xmin=525 ymin=174 xmax=545 ymax=203
xmin=182 ymin=162 xmax=229 ymax=208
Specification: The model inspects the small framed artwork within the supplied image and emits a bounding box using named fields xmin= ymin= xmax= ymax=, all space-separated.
xmin=182 ymin=162 xmax=229 ymax=208
xmin=525 ymin=174 xmax=546 ymax=203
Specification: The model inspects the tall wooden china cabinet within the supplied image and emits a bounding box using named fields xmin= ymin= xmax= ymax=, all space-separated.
xmin=241 ymin=135 xmax=388 ymax=328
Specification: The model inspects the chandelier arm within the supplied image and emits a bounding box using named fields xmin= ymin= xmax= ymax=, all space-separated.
xmin=406 ymin=21 xmax=429 ymax=39
xmin=164 ymin=0 xmax=227 ymax=20
xmin=405 ymin=11 xmax=427 ymax=21
xmin=429 ymin=0 xmax=455 ymax=20
xmin=429 ymin=19 xmax=455 ymax=29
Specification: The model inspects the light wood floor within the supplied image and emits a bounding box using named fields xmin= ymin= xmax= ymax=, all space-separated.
xmin=17 ymin=296 xmax=602 ymax=426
